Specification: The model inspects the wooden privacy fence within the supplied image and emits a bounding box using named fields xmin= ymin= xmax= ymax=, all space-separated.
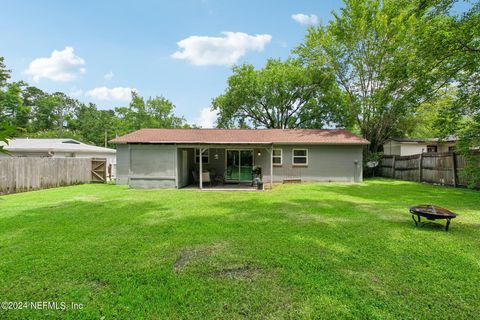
xmin=379 ymin=152 xmax=474 ymax=187
xmin=0 ymin=157 xmax=92 ymax=195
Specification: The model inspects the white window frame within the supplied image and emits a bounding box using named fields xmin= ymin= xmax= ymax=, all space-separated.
xmin=272 ymin=148 xmax=282 ymax=166
xmin=292 ymin=149 xmax=308 ymax=166
xmin=195 ymin=148 xmax=209 ymax=164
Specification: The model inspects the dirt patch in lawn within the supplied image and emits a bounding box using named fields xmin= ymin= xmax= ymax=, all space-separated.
xmin=173 ymin=243 xmax=263 ymax=281
xmin=342 ymin=269 xmax=387 ymax=295
xmin=173 ymin=242 xmax=226 ymax=272
xmin=89 ymin=278 xmax=109 ymax=291
xmin=213 ymin=265 xmax=262 ymax=281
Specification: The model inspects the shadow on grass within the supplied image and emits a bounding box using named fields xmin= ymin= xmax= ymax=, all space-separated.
xmin=2 ymin=193 xmax=477 ymax=251
xmin=305 ymin=179 xmax=480 ymax=212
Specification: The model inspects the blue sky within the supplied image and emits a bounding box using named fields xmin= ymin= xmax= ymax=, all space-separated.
xmin=0 ymin=0 xmax=344 ymax=127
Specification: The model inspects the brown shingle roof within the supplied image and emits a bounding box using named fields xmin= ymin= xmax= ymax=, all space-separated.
xmin=111 ymin=128 xmax=369 ymax=145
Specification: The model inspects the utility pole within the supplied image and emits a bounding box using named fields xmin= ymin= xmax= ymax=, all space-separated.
xmin=58 ymin=104 xmax=64 ymax=138
xmin=104 ymin=128 xmax=108 ymax=148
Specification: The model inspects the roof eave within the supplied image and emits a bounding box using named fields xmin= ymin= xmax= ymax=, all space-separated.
xmin=4 ymin=147 xmax=116 ymax=154
xmin=110 ymin=141 xmax=369 ymax=145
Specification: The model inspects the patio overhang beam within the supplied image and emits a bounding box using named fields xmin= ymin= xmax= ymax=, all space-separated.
xmin=199 ymin=147 xmax=206 ymax=189
xmin=178 ymin=143 xmax=271 ymax=149
xmin=265 ymin=144 xmax=274 ymax=189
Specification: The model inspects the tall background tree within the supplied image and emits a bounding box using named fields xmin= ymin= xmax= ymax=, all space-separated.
xmin=407 ymin=86 xmax=462 ymax=138
xmin=212 ymin=58 xmax=340 ymax=128
xmin=115 ymin=92 xmax=187 ymax=134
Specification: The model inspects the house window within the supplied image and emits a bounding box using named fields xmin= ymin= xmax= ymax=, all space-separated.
xmin=272 ymin=149 xmax=282 ymax=165
xmin=292 ymin=149 xmax=308 ymax=165
xmin=427 ymin=145 xmax=437 ymax=153
xmin=195 ymin=148 xmax=209 ymax=164
xmin=448 ymin=146 xmax=455 ymax=152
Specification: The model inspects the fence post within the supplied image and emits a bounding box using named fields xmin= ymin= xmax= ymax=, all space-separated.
xmin=391 ymin=155 xmax=396 ymax=179
xmin=418 ymin=153 xmax=423 ymax=182
xmin=452 ymin=152 xmax=458 ymax=187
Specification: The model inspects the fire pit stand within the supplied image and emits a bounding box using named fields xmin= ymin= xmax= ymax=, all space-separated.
xmin=409 ymin=205 xmax=457 ymax=231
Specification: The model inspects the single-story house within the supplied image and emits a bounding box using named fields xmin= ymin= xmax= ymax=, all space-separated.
xmin=383 ymin=137 xmax=457 ymax=156
xmin=111 ymin=128 xmax=369 ymax=189
xmin=0 ymin=138 xmax=117 ymax=178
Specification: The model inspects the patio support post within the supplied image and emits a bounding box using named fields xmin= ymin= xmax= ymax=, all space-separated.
xmin=270 ymin=144 xmax=273 ymax=189
xmin=199 ymin=147 xmax=204 ymax=189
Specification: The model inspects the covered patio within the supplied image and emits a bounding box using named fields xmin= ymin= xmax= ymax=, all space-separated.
xmin=176 ymin=144 xmax=274 ymax=190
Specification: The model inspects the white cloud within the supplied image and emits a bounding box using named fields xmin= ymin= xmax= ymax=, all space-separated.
xmin=291 ymin=13 xmax=319 ymax=25
xmin=25 ymin=47 xmax=86 ymax=82
xmin=85 ymin=87 xmax=136 ymax=102
xmin=171 ymin=32 xmax=272 ymax=66
xmin=196 ymin=107 xmax=217 ymax=128
xmin=104 ymin=71 xmax=114 ymax=80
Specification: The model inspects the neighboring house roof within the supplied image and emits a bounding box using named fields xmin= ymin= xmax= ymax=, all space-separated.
xmin=110 ymin=128 xmax=370 ymax=145
xmin=0 ymin=138 xmax=116 ymax=154
xmin=388 ymin=136 xmax=457 ymax=143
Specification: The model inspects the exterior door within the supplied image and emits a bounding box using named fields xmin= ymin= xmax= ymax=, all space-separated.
xmin=182 ymin=150 xmax=188 ymax=186
xmin=225 ymin=150 xmax=253 ymax=181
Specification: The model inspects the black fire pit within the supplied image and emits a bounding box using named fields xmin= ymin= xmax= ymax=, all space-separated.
xmin=409 ymin=205 xmax=457 ymax=231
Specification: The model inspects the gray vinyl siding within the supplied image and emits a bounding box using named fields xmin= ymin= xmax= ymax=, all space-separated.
xmin=115 ymin=144 xmax=130 ymax=185
xmin=115 ymin=144 xmax=177 ymax=188
xmin=255 ymin=145 xmax=363 ymax=183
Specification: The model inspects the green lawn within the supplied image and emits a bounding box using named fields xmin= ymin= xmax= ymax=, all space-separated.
xmin=0 ymin=179 xmax=479 ymax=319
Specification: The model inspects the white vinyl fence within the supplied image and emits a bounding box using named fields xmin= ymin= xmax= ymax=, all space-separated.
xmin=0 ymin=157 xmax=92 ymax=195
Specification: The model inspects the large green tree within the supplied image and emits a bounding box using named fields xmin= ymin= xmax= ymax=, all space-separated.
xmin=295 ymin=0 xmax=459 ymax=153
xmin=212 ymin=58 xmax=339 ymax=128
xmin=0 ymin=122 xmax=15 ymax=153
xmin=0 ymin=59 xmax=29 ymax=130
xmin=69 ymin=103 xmax=119 ymax=146
xmin=407 ymin=86 xmax=462 ymax=138
xmin=420 ymin=2 xmax=480 ymax=187
xmin=0 ymin=57 xmax=16 ymax=152
xmin=2 ymin=82 xmax=30 ymax=130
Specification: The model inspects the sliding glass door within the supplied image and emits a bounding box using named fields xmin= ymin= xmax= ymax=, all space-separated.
xmin=225 ymin=150 xmax=253 ymax=181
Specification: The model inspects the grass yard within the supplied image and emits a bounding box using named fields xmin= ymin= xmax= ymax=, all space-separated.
xmin=0 ymin=179 xmax=479 ymax=319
